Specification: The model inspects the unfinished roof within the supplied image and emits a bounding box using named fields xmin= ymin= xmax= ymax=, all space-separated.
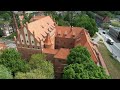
xmin=54 ymin=48 xmax=70 ymax=60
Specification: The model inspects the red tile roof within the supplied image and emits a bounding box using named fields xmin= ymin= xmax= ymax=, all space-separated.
xmin=43 ymin=48 xmax=58 ymax=54
xmin=26 ymin=16 xmax=56 ymax=43
xmin=55 ymin=26 xmax=84 ymax=38
xmin=54 ymin=48 xmax=70 ymax=60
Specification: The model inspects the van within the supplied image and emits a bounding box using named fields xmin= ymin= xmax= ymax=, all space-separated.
xmin=107 ymin=38 xmax=114 ymax=45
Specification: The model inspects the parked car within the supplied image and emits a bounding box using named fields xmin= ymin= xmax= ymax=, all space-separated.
xmin=102 ymin=31 xmax=106 ymax=34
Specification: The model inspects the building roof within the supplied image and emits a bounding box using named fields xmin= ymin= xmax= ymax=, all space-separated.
xmin=26 ymin=16 xmax=56 ymax=43
xmin=55 ymin=26 xmax=84 ymax=38
xmin=43 ymin=48 xmax=58 ymax=54
xmin=54 ymin=48 xmax=70 ymax=60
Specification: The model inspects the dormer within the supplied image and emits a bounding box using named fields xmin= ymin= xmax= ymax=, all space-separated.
xmin=57 ymin=31 xmax=61 ymax=36
xmin=72 ymin=31 xmax=75 ymax=38
xmin=64 ymin=31 xmax=67 ymax=37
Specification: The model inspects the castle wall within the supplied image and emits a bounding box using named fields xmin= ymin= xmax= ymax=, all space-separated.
xmin=55 ymin=37 xmax=75 ymax=49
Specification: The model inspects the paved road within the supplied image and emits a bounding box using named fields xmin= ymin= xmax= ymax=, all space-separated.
xmin=98 ymin=28 xmax=120 ymax=62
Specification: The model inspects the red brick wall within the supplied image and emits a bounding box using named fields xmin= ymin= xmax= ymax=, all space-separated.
xmin=55 ymin=37 xmax=75 ymax=49
xmin=54 ymin=58 xmax=67 ymax=79
xmin=17 ymin=47 xmax=42 ymax=60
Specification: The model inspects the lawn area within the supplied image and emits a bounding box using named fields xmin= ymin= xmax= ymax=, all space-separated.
xmin=111 ymin=20 xmax=120 ymax=27
xmin=98 ymin=42 xmax=120 ymax=79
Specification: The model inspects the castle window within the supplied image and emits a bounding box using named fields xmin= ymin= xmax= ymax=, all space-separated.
xmin=27 ymin=40 xmax=28 ymax=43
xmin=26 ymin=34 xmax=27 ymax=36
xmin=22 ymin=40 xmax=23 ymax=42
xmin=32 ymin=41 xmax=34 ymax=43
xmin=38 ymin=47 xmax=40 ymax=49
xmin=23 ymin=45 xmax=24 ymax=47
xmin=33 ymin=47 xmax=34 ymax=48
xmin=28 ymin=46 xmax=29 ymax=48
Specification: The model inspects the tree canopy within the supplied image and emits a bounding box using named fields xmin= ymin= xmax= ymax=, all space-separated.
xmin=63 ymin=46 xmax=110 ymax=79
xmin=0 ymin=48 xmax=30 ymax=76
xmin=73 ymin=14 xmax=98 ymax=37
xmin=15 ymin=54 xmax=54 ymax=79
xmin=63 ymin=63 xmax=110 ymax=79
xmin=67 ymin=46 xmax=91 ymax=65
xmin=0 ymin=65 xmax=13 ymax=79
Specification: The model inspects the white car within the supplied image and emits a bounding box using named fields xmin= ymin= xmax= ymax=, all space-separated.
xmin=107 ymin=38 xmax=114 ymax=45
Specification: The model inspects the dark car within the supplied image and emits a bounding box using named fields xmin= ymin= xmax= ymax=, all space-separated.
xmin=102 ymin=31 xmax=105 ymax=34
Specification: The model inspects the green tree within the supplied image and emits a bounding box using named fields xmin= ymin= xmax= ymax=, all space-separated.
xmin=63 ymin=63 xmax=110 ymax=79
xmin=15 ymin=68 xmax=52 ymax=79
xmin=73 ymin=14 xmax=98 ymax=37
xmin=0 ymin=48 xmax=30 ymax=76
xmin=0 ymin=65 xmax=13 ymax=79
xmin=63 ymin=46 xmax=110 ymax=79
xmin=29 ymin=54 xmax=54 ymax=78
xmin=67 ymin=46 xmax=91 ymax=65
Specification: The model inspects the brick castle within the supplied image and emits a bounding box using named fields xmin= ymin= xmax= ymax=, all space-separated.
xmin=14 ymin=15 xmax=109 ymax=78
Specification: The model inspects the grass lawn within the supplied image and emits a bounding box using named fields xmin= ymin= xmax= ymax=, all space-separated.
xmin=98 ymin=42 xmax=120 ymax=79
xmin=111 ymin=20 xmax=120 ymax=27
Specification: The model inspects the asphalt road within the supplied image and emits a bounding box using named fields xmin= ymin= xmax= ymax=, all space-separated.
xmin=98 ymin=29 xmax=120 ymax=60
